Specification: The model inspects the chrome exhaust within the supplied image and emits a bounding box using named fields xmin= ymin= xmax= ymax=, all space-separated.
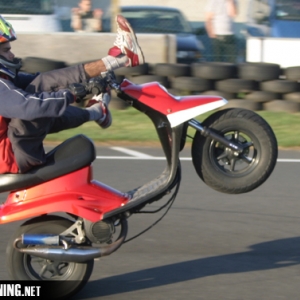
xmin=13 ymin=219 xmax=128 ymax=263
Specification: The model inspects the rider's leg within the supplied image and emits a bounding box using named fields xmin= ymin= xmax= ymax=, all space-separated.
xmin=7 ymin=106 xmax=90 ymax=173
xmin=25 ymin=15 xmax=145 ymax=94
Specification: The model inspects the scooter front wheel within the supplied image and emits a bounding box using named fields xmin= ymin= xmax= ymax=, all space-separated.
xmin=191 ymin=108 xmax=278 ymax=194
xmin=6 ymin=215 xmax=94 ymax=299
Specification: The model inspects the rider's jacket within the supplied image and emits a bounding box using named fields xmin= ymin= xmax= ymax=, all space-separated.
xmin=0 ymin=65 xmax=85 ymax=173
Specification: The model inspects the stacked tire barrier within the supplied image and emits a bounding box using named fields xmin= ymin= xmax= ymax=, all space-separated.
xmin=115 ymin=62 xmax=300 ymax=112
xmin=21 ymin=57 xmax=300 ymax=112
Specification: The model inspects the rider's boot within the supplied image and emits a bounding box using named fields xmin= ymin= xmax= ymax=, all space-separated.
xmin=88 ymin=14 xmax=145 ymax=128
xmin=102 ymin=14 xmax=145 ymax=70
xmin=86 ymin=93 xmax=112 ymax=129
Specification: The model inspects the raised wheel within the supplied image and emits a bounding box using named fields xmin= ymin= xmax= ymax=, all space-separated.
xmin=191 ymin=108 xmax=278 ymax=194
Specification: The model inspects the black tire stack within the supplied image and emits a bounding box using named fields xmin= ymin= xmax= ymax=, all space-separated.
xmin=21 ymin=57 xmax=67 ymax=73
xmin=239 ymin=63 xmax=300 ymax=112
xmin=237 ymin=63 xmax=280 ymax=111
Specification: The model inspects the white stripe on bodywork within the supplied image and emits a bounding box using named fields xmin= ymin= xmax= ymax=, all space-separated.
xmin=167 ymin=99 xmax=227 ymax=127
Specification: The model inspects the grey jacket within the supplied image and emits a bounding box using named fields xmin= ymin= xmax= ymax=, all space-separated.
xmin=0 ymin=64 xmax=87 ymax=120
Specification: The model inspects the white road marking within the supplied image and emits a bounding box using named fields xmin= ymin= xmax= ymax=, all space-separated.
xmin=95 ymin=147 xmax=300 ymax=162
xmin=277 ymin=159 xmax=300 ymax=162
xmin=96 ymin=156 xmax=167 ymax=160
xmin=110 ymin=147 xmax=153 ymax=158
xmin=95 ymin=156 xmax=300 ymax=162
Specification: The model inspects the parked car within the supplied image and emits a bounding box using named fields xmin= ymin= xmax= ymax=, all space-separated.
xmin=104 ymin=6 xmax=204 ymax=64
xmin=0 ymin=0 xmax=61 ymax=33
xmin=246 ymin=0 xmax=300 ymax=67
xmin=247 ymin=0 xmax=300 ymax=37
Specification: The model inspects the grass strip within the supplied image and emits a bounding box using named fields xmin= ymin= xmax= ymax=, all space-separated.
xmin=45 ymin=108 xmax=300 ymax=148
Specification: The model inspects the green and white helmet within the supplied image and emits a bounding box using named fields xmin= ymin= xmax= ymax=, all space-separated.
xmin=0 ymin=15 xmax=22 ymax=78
xmin=0 ymin=15 xmax=17 ymax=43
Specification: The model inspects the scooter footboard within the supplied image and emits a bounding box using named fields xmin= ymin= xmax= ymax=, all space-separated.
xmin=103 ymin=162 xmax=181 ymax=219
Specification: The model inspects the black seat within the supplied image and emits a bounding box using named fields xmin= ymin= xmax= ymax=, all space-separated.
xmin=0 ymin=134 xmax=96 ymax=193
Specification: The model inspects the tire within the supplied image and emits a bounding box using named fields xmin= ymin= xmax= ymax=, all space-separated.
xmin=283 ymin=92 xmax=300 ymax=102
xmin=216 ymin=79 xmax=258 ymax=93
xmin=6 ymin=215 xmax=94 ymax=299
xmin=171 ymin=76 xmax=213 ymax=92
xmin=222 ymin=99 xmax=263 ymax=111
xmin=284 ymin=66 xmax=300 ymax=81
xmin=127 ymin=75 xmax=170 ymax=88
xmin=245 ymin=91 xmax=281 ymax=102
xmin=114 ymin=63 xmax=149 ymax=76
xmin=167 ymin=88 xmax=181 ymax=96
xmin=191 ymin=108 xmax=278 ymax=194
xmin=238 ymin=63 xmax=281 ymax=81
xmin=21 ymin=57 xmax=67 ymax=74
xmin=154 ymin=63 xmax=191 ymax=77
xmin=202 ymin=90 xmax=236 ymax=100
xmin=260 ymin=80 xmax=300 ymax=93
xmin=191 ymin=62 xmax=237 ymax=80
xmin=263 ymin=100 xmax=300 ymax=112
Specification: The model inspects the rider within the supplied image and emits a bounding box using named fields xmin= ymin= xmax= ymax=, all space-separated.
xmin=0 ymin=14 xmax=144 ymax=174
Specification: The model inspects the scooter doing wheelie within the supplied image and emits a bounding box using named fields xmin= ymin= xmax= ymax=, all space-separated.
xmin=0 ymin=72 xmax=277 ymax=299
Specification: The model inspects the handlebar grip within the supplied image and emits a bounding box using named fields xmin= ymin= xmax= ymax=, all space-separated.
xmin=88 ymin=77 xmax=107 ymax=95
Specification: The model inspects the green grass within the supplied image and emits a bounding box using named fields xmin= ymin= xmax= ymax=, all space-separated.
xmin=45 ymin=108 xmax=300 ymax=148
xmin=257 ymin=111 xmax=300 ymax=148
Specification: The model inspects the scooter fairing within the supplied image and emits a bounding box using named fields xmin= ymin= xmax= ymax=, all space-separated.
xmin=120 ymin=79 xmax=228 ymax=127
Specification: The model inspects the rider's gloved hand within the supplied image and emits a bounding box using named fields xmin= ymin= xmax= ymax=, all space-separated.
xmin=87 ymin=77 xmax=107 ymax=96
xmin=68 ymin=83 xmax=89 ymax=103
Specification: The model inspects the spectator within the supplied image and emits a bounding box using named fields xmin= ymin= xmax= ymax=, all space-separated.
xmin=71 ymin=0 xmax=103 ymax=32
xmin=205 ymin=0 xmax=238 ymax=62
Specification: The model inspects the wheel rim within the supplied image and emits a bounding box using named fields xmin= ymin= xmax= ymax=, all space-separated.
xmin=24 ymin=253 xmax=77 ymax=280
xmin=208 ymin=129 xmax=261 ymax=177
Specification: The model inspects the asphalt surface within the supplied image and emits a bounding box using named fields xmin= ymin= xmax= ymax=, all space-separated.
xmin=1 ymin=146 xmax=300 ymax=300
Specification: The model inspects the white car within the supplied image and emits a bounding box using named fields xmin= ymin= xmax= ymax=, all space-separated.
xmin=1 ymin=0 xmax=61 ymax=33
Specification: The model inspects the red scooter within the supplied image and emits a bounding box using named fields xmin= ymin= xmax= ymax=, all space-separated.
xmin=0 ymin=72 xmax=277 ymax=299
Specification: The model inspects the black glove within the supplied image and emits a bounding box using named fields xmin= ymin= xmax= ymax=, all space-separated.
xmin=68 ymin=83 xmax=89 ymax=103
xmin=87 ymin=77 xmax=107 ymax=95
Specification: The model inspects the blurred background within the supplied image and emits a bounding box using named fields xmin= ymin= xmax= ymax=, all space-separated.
xmin=3 ymin=0 xmax=300 ymax=114
xmin=1 ymin=0 xmax=300 ymax=66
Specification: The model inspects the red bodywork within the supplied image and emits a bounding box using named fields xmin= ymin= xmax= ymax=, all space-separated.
xmin=0 ymin=167 xmax=130 ymax=224
xmin=120 ymin=79 xmax=223 ymax=115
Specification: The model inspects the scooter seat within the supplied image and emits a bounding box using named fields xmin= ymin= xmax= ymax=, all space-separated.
xmin=0 ymin=134 xmax=96 ymax=193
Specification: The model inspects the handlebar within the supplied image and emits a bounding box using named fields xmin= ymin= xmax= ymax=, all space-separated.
xmin=70 ymin=71 xmax=124 ymax=104
xmin=99 ymin=71 xmax=121 ymax=93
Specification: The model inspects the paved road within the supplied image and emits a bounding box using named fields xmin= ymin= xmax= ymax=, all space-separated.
xmin=1 ymin=146 xmax=300 ymax=300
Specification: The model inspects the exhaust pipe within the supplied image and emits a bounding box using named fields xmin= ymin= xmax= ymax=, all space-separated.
xmin=13 ymin=219 xmax=128 ymax=263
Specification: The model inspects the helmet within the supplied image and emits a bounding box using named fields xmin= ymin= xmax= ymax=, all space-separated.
xmin=0 ymin=15 xmax=16 ymax=43
xmin=0 ymin=15 xmax=21 ymax=78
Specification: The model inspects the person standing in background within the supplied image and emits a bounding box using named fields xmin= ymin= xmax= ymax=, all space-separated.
xmin=71 ymin=0 xmax=103 ymax=32
xmin=205 ymin=0 xmax=238 ymax=62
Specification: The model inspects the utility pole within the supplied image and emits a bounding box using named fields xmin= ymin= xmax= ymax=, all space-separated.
xmin=111 ymin=0 xmax=120 ymax=32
